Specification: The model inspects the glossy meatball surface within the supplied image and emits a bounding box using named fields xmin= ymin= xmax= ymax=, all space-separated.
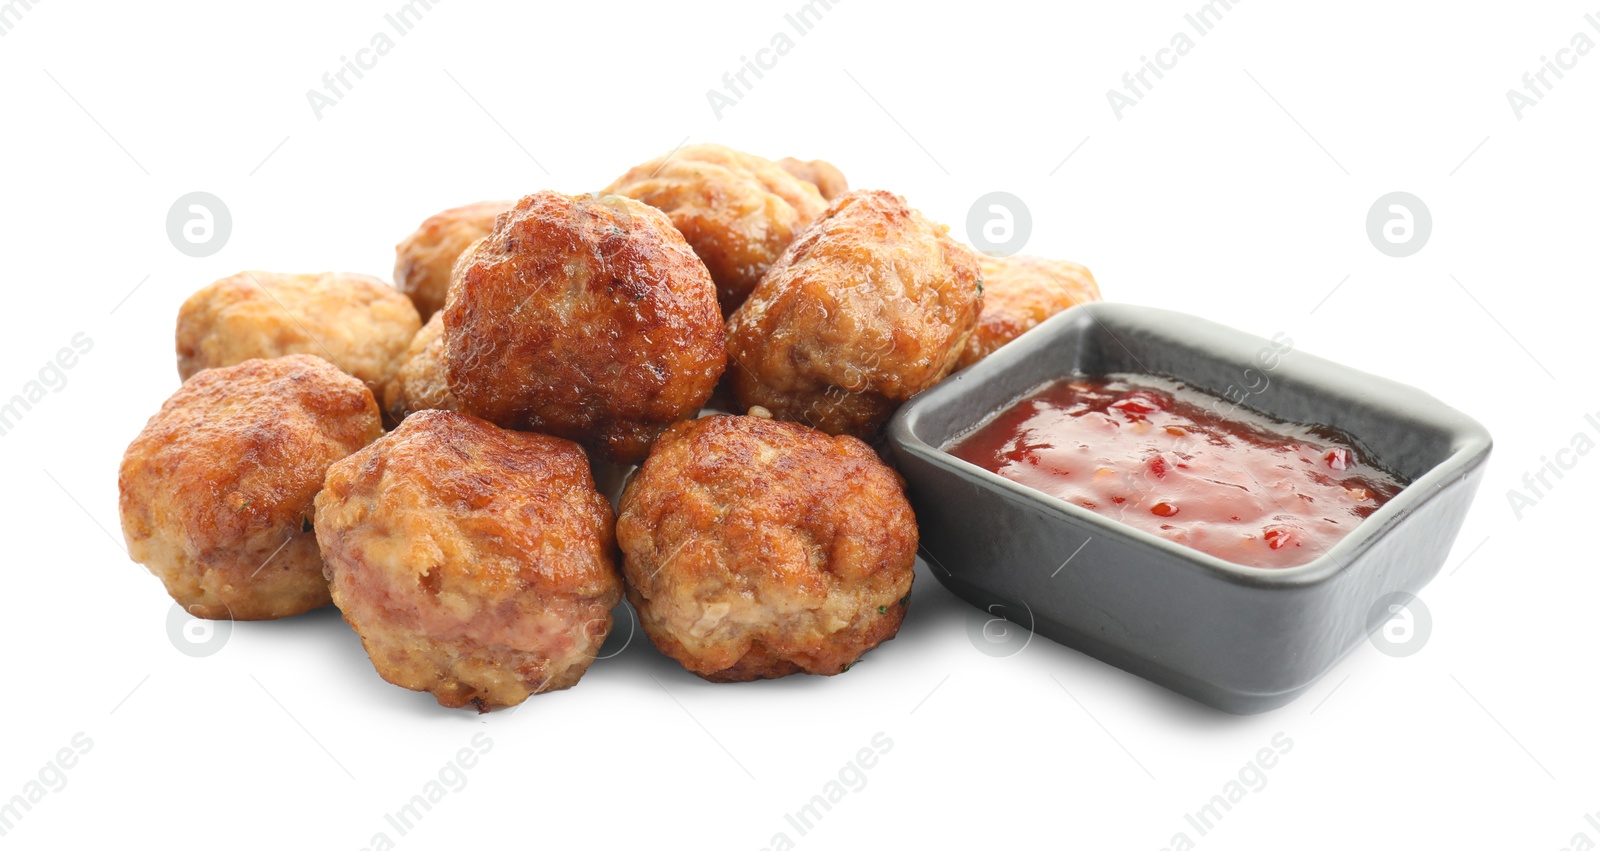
xmin=442 ymin=191 xmax=725 ymax=463
xmin=118 ymin=355 xmax=383 ymax=620
xmin=176 ymin=271 xmax=420 ymax=393
xmin=604 ymin=143 xmax=828 ymax=313
xmin=777 ymin=157 xmax=849 ymax=201
xmin=394 ymin=200 xmax=513 ymax=321
xmin=726 ymin=190 xmax=983 ymax=440
xmin=956 ymin=255 xmax=1100 ymax=370
xmin=382 ymin=313 xmax=457 ymax=425
xmin=315 ymin=410 xmax=622 ymax=710
xmin=617 ymin=415 xmax=917 ymax=682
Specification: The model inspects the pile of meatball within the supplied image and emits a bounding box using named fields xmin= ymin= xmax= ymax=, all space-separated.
xmin=118 ymin=144 xmax=1101 ymax=710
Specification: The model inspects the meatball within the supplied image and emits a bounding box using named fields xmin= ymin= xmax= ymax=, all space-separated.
xmin=777 ymin=157 xmax=849 ymax=201
xmin=617 ymin=415 xmax=916 ymax=682
xmin=726 ymin=190 xmax=983 ymax=440
xmin=382 ymin=313 xmax=457 ymax=425
xmin=443 ymin=191 xmax=725 ymax=463
xmin=315 ymin=410 xmax=622 ymax=709
xmin=604 ymin=143 xmax=828 ymax=313
xmin=118 ymin=355 xmax=382 ymax=620
xmin=956 ymin=255 xmax=1101 ymax=370
xmin=176 ymin=271 xmax=421 ymax=394
xmin=394 ymin=200 xmax=513 ymax=321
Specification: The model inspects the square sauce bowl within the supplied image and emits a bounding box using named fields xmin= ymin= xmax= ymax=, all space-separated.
xmin=887 ymin=303 xmax=1491 ymax=714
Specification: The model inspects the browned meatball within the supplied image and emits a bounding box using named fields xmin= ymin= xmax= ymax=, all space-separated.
xmin=604 ymin=143 xmax=828 ymax=313
xmin=777 ymin=157 xmax=849 ymax=201
xmin=956 ymin=255 xmax=1100 ymax=370
xmin=443 ymin=191 xmax=725 ymax=463
xmin=394 ymin=200 xmax=514 ymax=321
xmin=726 ymin=190 xmax=983 ymax=440
xmin=382 ymin=313 xmax=457 ymax=425
xmin=176 ymin=271 xmax=421 ymax=394
xmin=617 ymin=415 xmax=917 ymax=682
xmin=315 ymin=410 xmax=622 ymax=710
xmin=119 ymin=355 xmax=383 ymax=620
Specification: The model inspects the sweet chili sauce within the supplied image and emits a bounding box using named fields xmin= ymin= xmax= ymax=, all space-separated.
xmin=946 ymin=374 xmax=1404 ymax=568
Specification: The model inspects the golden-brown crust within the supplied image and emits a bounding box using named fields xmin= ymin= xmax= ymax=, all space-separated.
xmin=315 ymin=410 xmax=622 ymax=709
xmin=604 ymin=143 xmax=828 ymax=313
xmin=176 ymin=271 xmax=421 ymax=394
xmin=442 ymin=191 xmax=725 ymax=464
xmin=382 ymin=313 xmax=456 ymax=425
xmin=118 ymin=355 xmax=383 ymax=620
xmin=617 ymin=415 xmax=916 ymax=682
xmin=394 ymin=200 xmax=514 ymax=322
xmin=956 ymin=255 xmax=1100 ymax=370
xmin=726 ymin=190 xmax=983 ymax=440
xmin=776 ymin=157 xmax=849 ymax=201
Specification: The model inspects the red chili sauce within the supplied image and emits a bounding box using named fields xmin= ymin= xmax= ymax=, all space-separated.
xmin=947 ymin=374 xmax=1404 ymax=568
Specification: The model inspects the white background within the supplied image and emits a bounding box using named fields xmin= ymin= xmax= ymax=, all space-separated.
xmin=1 ymin=1 xmax=1594 ymax=848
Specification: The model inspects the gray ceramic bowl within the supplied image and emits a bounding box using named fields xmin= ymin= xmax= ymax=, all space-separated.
xmin=887 ymin=303 xmax=1491 ymax=714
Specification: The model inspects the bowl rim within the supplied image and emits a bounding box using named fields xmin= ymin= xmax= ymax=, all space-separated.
xmin=887 ymin=302 xmax=1494 ymax=590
